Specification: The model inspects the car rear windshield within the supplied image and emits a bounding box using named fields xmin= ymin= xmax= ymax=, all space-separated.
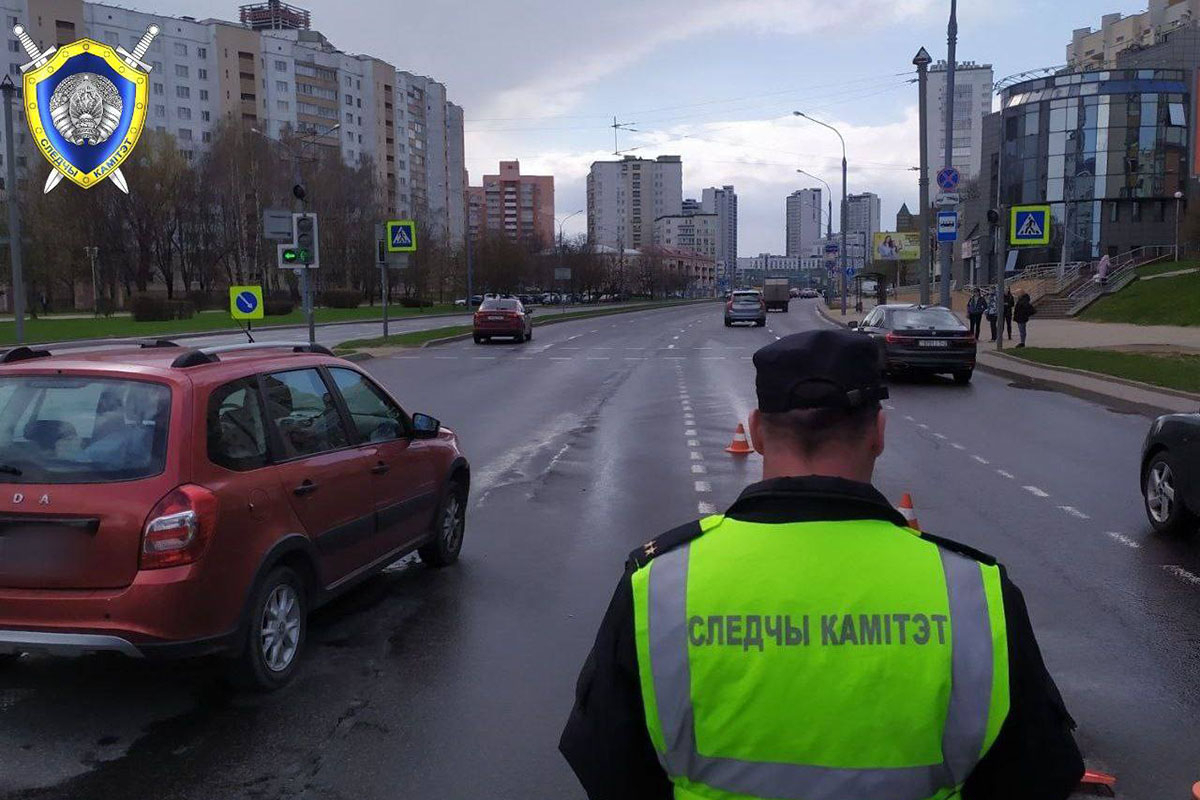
xmin=480 ymin=299 xmax=520 ymax=311
xmin=0 ymin=376 xmax=171 ymax=484
xmin=732 ymin=293 xmax=761 ymax=305
xmin=889 ymin=308 xmax=966 ymax=331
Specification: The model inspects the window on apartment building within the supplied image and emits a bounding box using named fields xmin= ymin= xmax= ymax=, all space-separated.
xmin=241 ymin=93 xmax=255 ymax=101
xmin=178 ymin=128 xmax=192 ymax=141
xmin=9 ymin=63 xmax=20 ymax=78
xmin=357 ymin=134 xmax=362 ymax=144
xmin=277 ymin=100 xmax=290 ymax=112
xmin=102 ymin=30 xmax=119 ymax=45
xmin=275 ymin=59 xmax=287 ymax=71
xmin=199 ymin=89 xmax=208 ymax=101
xmin=152 ymin=60 xmax=162 ymax=71
xmin=154 ymin=104 xmax=165 ymax=118
xmin=174 ymin=42 xmax=187 ymax=56
xmin=276 ymin=80 xmax=288 ymax=92
xmin=1132 ymin=200 xmax=1142 ymax=222
xmin=7 ymin=40 xmax=17 ymax=53
xmin=198 ymin=68 xmax=207 ymax=80
xmin=357 ymin=115 xmax=362 ymax=125
xmin=177 ymin=106 xmax=191 ymax=120
xmin=202 ymin=131 xmax=212 ymax=143
xmin=175 ymin=64 xmax=189 ymax=78
xmin=153 ymin=82 xmax=164 ymax=95
xmin=197 ymin=47 xmax=206 ymax=59
xmin=201 ymin=110 xmax=210 ymax=122
xmin=176 ymin=86 xmax=190 ymax=99
xmin=345 ymin=94 xmax=352 ymax=105
xmin=345 ymin=112 xmax=352 ymax=123
xmin=180 ymin=149 xmax=193 ymax=161
xmin=155 ymin=125 xmax=165 ymax=132
xmin=346 ymin=130 xmax=353 ymax=141
xmin=345 ymin=75 xmax=352 ymax=87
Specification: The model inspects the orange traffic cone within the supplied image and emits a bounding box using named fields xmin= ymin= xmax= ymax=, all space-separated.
xmin=1191 ymin=779 xmax=1199 ymax=800
xmin=724 ymin=423 xmax=754 ymax=455
xmin=897 ymin=493 xmax=920 ymax=530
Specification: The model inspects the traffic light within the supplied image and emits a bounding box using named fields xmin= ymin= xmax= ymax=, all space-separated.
xmin=289 ymin=213 xmax=320 ymax=269
xmin=282 ymin=248 xmax=310 ymax=264
xmin=296 ymin=217 xmax=313 ymax=266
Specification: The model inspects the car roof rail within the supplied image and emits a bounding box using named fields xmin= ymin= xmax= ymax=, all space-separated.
xmin=139 ymin=339 xmax=180 ymax=349
xmin=0 ymin=346 xmax=52 ymax=364
xmin=170 ymin=341 xmax=334 ymax=368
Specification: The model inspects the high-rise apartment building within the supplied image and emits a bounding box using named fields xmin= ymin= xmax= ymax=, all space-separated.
xmin=1068 ymin=1 xmax=1199 ymax=68
xmin=0 ymin=0 xmax=466 ymax=242
xmin=702 ymin=186 xmax=738 ymax=282
xmin=846 ymin=192 xmax=881 ymax=269
xmin=925 ymin=61 xmax=993 ymax=189
xmin=785 ymin=189 xmax=823 ymax=258
xmin=654 ymin=213 xmax=719 ymax=259
xmin=467 ymin=160 xmax=555 ymax=248
xmin=587 ymin=155 xmax=683 ymax=250
xmin=681 ymin=198 xmax=702 ymax=216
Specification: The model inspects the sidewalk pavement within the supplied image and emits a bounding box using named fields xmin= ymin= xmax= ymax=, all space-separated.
xmin=1019 ymin=318 xmax=1200 ymax=352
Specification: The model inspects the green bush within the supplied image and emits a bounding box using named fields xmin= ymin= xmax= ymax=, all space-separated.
xmin=319 ymin=288 xmax=362 ymax=309
xmin=95 ymin=298 xmax=116 ymax=318
xmin=399 ymin=297 xmax=434 ymax=308
xmin=131 ymin=295 xmax=195 ymax=322
xmin=264 ymin=292 xmax=294 ymax=316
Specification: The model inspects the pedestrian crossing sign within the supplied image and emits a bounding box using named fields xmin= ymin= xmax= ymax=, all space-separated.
xmin=386 ymin=220 xmax=418 ymax=253
xmin=1010 ymin=205 xmax=1051 ymax=246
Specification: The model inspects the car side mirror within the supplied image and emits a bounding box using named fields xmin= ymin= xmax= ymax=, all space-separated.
xmin=847 ymin=321 xmax=859 ymax=329
xmin=411 ymin=412 xmax=441 ymax=439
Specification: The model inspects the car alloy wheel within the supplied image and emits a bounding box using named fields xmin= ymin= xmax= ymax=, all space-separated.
xmin=442 ymin=492 xmax=464 ymax=551
xmin=260 ymin=583 xmax=302 ymax=673
xmin=1146 ymin=461 xmax=1176 ymax=525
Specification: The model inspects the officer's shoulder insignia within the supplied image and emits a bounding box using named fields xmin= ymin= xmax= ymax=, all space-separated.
xmin=626 ymin=519 xmax=706 ymax=570
xmin=920 ymin=531 xmax=999 ymax=566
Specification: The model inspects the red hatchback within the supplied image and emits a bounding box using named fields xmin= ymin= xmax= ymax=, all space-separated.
xmin=0 ymin=341 xmax=469 ymax=690
xmin=473 ymin=297 xmax=533 ymax=343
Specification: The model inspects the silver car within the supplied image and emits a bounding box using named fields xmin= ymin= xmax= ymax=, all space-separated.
xmin=725 ymin=290 xmax=766 ymax=327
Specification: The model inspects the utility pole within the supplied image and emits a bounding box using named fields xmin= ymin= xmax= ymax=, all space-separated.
xmin=2 ymin=76 xmax=24 ymax=343
xmin=85 ymin=246 xmax=99 ymax=315
xmin=939 ymin=0 xmax=958 ymax=309
xmin=465 ymin=227 xmax=474 ymax=309
xmin=914 ymin=47 xmax=933 ymax=306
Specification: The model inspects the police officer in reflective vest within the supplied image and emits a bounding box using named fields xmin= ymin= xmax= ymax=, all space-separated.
xmin=560 ymin=329 xmax=1083 ymax=800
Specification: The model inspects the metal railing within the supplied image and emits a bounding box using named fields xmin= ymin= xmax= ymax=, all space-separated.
xmin=1064 ymin=245 xmax=1175 ymax=315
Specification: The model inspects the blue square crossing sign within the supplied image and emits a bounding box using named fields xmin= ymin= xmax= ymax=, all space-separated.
xmin=386 ymin=220 xmax=417 ymax=253
xmin=1010 ymin=205 xmax=1051 ymax=246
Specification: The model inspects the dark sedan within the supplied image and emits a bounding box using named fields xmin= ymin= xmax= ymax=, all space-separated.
xmin=850 ymin=304 xmax=976 ymax=384
xmin=1142 ymin=414 xmax=1200 ymax=534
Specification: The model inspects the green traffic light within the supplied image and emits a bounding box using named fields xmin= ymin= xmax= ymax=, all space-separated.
xmin=282 ymin=248 xmax=310 ymax=264
xmin=283 ymin=249 xmax=298 ymax=263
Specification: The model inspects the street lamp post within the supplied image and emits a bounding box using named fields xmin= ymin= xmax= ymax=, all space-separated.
xmin=913 ymin=47 xmax=933 ymax=305
xmin=796 ymin=170 xmax=834 ymax=240
xmin=1175 ymin=191 xmax=1185 ymax=260
xmin=1 ymin=75 xmax=24 ymax=343
xmin=939 ymin=0 xmax=958 ymax=309
xmin=795 ymin=112 xmax=848 ymax=316
xmin=557 ymin=209 xmax=583 ymax=312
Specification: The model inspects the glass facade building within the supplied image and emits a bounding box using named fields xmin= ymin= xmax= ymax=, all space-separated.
xmin=998 ymin=68 xmax=1189 ymax=261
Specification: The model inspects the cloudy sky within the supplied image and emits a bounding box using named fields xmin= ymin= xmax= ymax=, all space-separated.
xmin=149 ymin=0 xmax=1143 ymax=253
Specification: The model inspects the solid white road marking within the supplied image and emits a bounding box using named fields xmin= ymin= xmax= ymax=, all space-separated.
xmin=971 ymin=455 xmax=990 ymax=465
xmin=1163 ymin=565 xmax=1200 ymax=587
xmin=698 ymin=501 xmax=717 ymax=515
xmin=996 ymin=470 xmax=1015 ymax=479
xmin=775 ymin=336 xmax=781 ymax=341
xmin=703 ymin=357 xmax=726 ymax=360
xmin=694 ymin=481 xmax=712 ymax=493
xmin=1023 ymin=485 xmax=1050 ymax=498
xmin=1058 ymin=506 xmax=1091 ymax=520
xmin=690 ymin=452 xmax=704 ymax=461
xmin=692 ymin=464 xmax=707 ymax=474
xmin=1106 ymin=532 xmax=1141 ymax=549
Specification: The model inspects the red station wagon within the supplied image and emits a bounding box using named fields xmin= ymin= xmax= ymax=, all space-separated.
xmin=0 ymin=341 xmax=469 ymax=690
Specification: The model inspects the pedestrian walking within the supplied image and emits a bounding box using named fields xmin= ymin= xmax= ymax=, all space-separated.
xmin=1003 ymin=289 xmax=1015 ymax=340
xmin=561 ymin=329 xmax=1084 ymax=800
xmin=967 ymin=288 xmax=986 ymax=340
xmin=1014 ymin=291 xmax=1037 ymax=347
xmin=1094 ymin=253 xmax=1111 ymax=286
xmin=985 ymin=292 xmax=999 ymax=341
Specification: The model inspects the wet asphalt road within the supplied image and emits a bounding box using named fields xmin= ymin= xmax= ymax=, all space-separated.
xmin=2 ymin=300 xmax=1200 ymax=799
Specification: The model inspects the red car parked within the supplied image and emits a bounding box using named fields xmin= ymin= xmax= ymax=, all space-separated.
xmin=473 ymin=297 xmax=533 ymax=343
xmin=0 ymin=341 xmax=469 ymax=690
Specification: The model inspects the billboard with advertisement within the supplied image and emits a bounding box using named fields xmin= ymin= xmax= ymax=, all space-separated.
xmin=872 ymin=232 xmax=921 ymax=261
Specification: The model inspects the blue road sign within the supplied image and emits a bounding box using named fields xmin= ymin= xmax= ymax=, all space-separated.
xmin=937 ymin=210 xmax=958 ymax=242
xmin=1010 ymin=205 xmax=1051 ymax=246
xmin=236 ymin=292 xmax=258 ymax=314
xmin=936 ymin=167 xmax=960 ymax=192
xmin=229 ymin=285 xmax=264 ymax=321
xmin=386 ymin=219 xmax=418 ymax=253
xmin=844 ymin=266 xmax=856 ymax=278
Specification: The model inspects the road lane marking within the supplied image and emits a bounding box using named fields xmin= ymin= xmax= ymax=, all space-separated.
xmin=685 ymin=429 xmax=697 ymax=436
xmin=996 ymin=469 xmax=1015 ymax=479
xmin=703 ymin=357 xmax=726 ymax=360
xmin=561 ymin=346 xmax=582 ymax=350
xmin=951 ymin=443 xmax=966 ymax=451
xmin=668 ymin=357 xmax=688 ymax=360
xmin=625 ymin=357 xmax=646 ymax=360
xmin=883 ymin=403 xmax=895 ymax=410
xmin=917 ymin=423 xmax=929 ymax=430
xmin=775 ymin=336 xmax=781 ymax=341
xmin=698 ymin=501 xmax=717 ymax=514
xmin=473 ymin=356 xmax=497 ymax=360
xmin=690 ymin=451 xmax=704 ymax=461
xmin=1023 ymin=485 xmax=1049 ymax=498
xmin=590 ymin=329 xmax=599 ymax=333
xmin=904 ymin=415 xmax=915 ymax=422
xmin=586 ymin=357 xmax=610 ymax=360
xmin=627 ymin=347 xmax=646 ymax=350
xmin=692 ymin=464 xmax=707 ymax=474
xmin=1058 ymin=506 xmax=1090 ymax=520
xmin=1163 ymin=565 xmax=1200 ymax=587
xmin=694 ymin=481 xmax=712 ymax=493
xmin=1106 ymin=532 xmax=1141 ymax=549
xmin=933 ymin=433 xmax=947 ymax=440
xmin=434 ymin=356 xmax=458 ymax=360
xmin=392 ymin=356 xmax=421 ymax=360
xmin=971 ymin=455 xmax=990 ymax=465
xmin=668 ymin=344 xmax=676 ymax=350
xmin=550 ymin=357 xmax=572 ymax=361
xmin=687 ymin=439 xmax=700 ymax=447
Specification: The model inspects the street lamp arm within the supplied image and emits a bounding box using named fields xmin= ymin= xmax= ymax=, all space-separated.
xmin=794 ymin=112 xmax=846 ymax=160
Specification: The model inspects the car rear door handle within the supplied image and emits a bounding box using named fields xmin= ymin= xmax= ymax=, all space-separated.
xmin=370 ymin=462 xmax=390 ymax=475
xmin=293 ymin=480 xmax=319 ymax=496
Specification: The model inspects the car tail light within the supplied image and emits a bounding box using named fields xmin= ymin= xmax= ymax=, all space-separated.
xmin=885 ymin=332 xmax=912 ymax=344
xmin=140 ymin=485 xmax=219 ymax=570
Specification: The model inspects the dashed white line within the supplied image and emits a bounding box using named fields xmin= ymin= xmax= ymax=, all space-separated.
xmin=698 ymin=501 xmax=717 ymax=515
xmin=1023 ymin=485 xmax=1050 ymax=498
xmin=1163 ymin=565 xmax=1200 ymax=587
xmin=685 ymin=429 xmax=697 ymax=436
xmin=996 ymin=469 xmax=1015 ymax=479
xmin=932 ymin=433 xmax=947 ymax=440
xmin=473 ymin=356 xmax=497 ymax=360
xmin=673 ymin=336 xmax=680 ymax=340
xmin=550 ymin=357 xmax=572 ymax=361
xmin=883 ymin=403 xmax=895 ymax=410
xmin=691 ymin=464 xmax=707 ymax=474
xmin=917 ymin=423 xmax=930 ymax=430
xmin=690 ymin=451 xmax=704 ymax=461
xmin=667 ymin=344 xmax=676 ymax=350
xmin=393 ymin=356 xmax=421 ymax=360
xmin=971 ymin=455 xmax=990 ymax=465
xmin=694 ymin=481 xmax=712 ymax=493
xmin=775 ymin=336 xmax=781 ymax=341
xmin=703 ymin=356 xmax=727 ymax=360
xmin=687 ymin=439 xmax=700 ymax=447
xmin=434 ymin=356 xmax=458 ymax=360
xmin=904 ymin=415 xmax=915 ymax=422
xmin=590 ymin=329 xmax=599 ymax=333
xmin=1058 ymin=506 xmax=1091 ymax=520
xmin=586 ymin=357 xmax=610 ymax=360
xmin=951 ymin=443 xmax=966 ymax=451
xmin=1106 ymin=532 xmax=1141 ymax=549
xmin=625 ymin=357 xmax=646 ymax=360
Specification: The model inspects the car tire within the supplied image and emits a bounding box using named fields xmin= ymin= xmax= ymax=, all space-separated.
xmin=230 ymin=566 xmax=307 ymax=692
xmin=1144 ymin=451 xmax=1197 ymax=536
xmin=419 ymin=483 xmax=467 ymax=567
xmin=473 ymin=335 xmax=483 ymax=344
xmin=756 ymin=319 xmax=766 ymax=327
xmin=526 ymin=328 xmax=533 ymax=342
xmin=724 ymin=318 xmax=732 ymax=327
xmin=953 ymin=370 xmax=973 ymax=385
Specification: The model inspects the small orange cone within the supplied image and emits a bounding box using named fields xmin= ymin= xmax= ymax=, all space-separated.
xmin=724 ymin=423 xmax=754 ymax=455
xmin=897 ymin=493 xmax=920 ymax=530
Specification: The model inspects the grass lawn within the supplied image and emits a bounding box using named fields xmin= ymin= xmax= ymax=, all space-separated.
xmin=1008 ymin=347 xmax=1200 ymax=394
xmin=0 ymin=303 xmax=460 ymax=346
xmin=337 ymin=300 xmax=710 ymax=352
xmin=1079 ymin=269 xmax=1200 ymax=326
xmin=1136 ymin=258 xmax=1200 ymax=278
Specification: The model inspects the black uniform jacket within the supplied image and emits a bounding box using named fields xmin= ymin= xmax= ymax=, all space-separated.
xmin=559 ymin=475 xmax=1084 ymax=800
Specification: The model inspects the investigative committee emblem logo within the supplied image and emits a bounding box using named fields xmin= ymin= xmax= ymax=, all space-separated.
xmin=14 ymin=22 xmax=158 ymax=194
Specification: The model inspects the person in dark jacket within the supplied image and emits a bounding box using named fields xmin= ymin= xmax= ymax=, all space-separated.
xmin=985 ymin=293 xmax=999 ymax=341
xmin=1004 ymin=289 xmax=1015 ymax=340
xmin=1014 ymin=291 xmax=1037 ymax=347
xmin=560 ymin=329 xmax=1084 ymax=800
xmin=967 ymin=288 xmax=986 ymax=339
